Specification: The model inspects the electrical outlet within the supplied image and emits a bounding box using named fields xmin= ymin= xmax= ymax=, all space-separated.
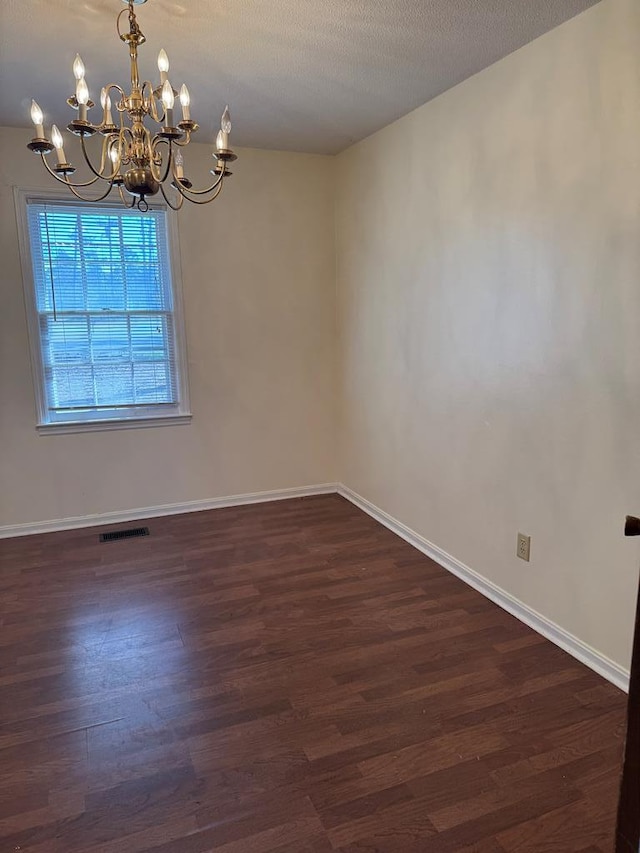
xmin=517 ymin=533 xmax=531 ymax=562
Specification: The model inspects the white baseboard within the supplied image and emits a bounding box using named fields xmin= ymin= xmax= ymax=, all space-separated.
xmin=338 ymin=484 xmax=630 ymax=693
xmin=0 ymin=483 xmax=339 ymax=540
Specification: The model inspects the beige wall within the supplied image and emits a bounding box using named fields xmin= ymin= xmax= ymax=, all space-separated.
xmin=336 ymin=0 xmax=640 ymax=670
xmin=0 ymin=129 xmax=336 ymax=526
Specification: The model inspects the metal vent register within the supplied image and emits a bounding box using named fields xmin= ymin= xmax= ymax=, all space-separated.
xmin=99 ymin=527 xmax=150 ymax=543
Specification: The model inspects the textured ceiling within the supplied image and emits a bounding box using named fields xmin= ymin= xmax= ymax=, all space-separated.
xmin=0 ymin=0 xmax=600 ymax=154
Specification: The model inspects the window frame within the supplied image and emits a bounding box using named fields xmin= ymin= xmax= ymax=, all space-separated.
xmin=14 ymin=188 xmax=191 ymax=435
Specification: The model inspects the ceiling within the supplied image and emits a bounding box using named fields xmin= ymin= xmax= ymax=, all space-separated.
xmin=0 ymin=0 xmax=600 ymax=155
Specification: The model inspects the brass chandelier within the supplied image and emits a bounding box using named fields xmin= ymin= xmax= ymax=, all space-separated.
xmin=27 ymin=0 xmax=237 ymax=211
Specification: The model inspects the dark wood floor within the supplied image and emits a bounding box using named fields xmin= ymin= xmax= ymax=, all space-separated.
xmin=0 ymin=494 xmax=627 ymax=852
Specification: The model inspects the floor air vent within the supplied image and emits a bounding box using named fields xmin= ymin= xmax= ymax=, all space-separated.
xmin=99 ymin=527 xmax=150 ymax=543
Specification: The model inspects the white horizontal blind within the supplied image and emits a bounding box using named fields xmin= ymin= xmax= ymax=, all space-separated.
xmin=26 ymin=202 xmax=179 ymax=418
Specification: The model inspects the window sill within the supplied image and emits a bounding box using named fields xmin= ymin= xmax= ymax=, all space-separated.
xmin=36 ymin=413 xmax=192 ymax=435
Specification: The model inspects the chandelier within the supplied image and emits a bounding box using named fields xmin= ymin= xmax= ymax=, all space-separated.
xmin=27 ymin=0 xmax=237 ymax=211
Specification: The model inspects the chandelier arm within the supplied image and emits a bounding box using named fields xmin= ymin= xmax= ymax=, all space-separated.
xmin=103 ymin=135 xmax=123 ymax=181
xmin=173 ymin=179 xmax=226 ymax=205
xmin=141 ymin=80 xmax=152 ymax=116
xmin=105 ymin=83 xmax=127 ymax=112
xmin=141 ymin=81 xmax=163 ymax=124
xmin=97 ymin=133 xmax=109 ymax=175
xmin=79 ymin=133 xmax=113 ymax=181
xmin=119 ymin=126 xmax=135 ymax=163
xmin=173 ymin=131 xmax=193 ymax=148
xmin=110 ymin=133 xmax=123 ymax=169
xmin=150 ymin=137 xmax=174 ymax=185
xmin=160 ymin=183 xmax=185 ymax=211
xmin=101 ymin=134 xmax=120 ymax=178
xmin=40 ymin=153 xmax=104 ymax=189
xmin=59 ymin=179 xmax=116 ymax=204
xmin=173 ymin=164 xmax=226 ymax=197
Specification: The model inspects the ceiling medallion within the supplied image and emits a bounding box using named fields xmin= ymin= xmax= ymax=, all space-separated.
xmin=27 ymin=0 xmax=237 ymax=211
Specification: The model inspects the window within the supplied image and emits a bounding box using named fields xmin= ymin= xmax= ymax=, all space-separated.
xmin=16 ymin=192 xmax=190 ymax=433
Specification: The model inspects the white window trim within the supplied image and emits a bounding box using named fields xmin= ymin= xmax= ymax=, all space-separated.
xmin=14 ymin=187 xmax=192 ymax=434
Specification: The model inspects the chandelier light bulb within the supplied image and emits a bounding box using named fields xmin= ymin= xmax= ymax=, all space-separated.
xmin=157 ymin=49 xmax=169 ymax=72
xmin=51 ymin=124 xmax=67 ymax=164
xmin=217 ymin=106 xmax=231 ymax=151
xmin=76 ymin=77 xmax=89 ymax=106
xmin=101 ymin=87 xmax=114 ymax=125
xmin=30 ymin=100 xmax=44 ymax=137
xmin=221 ymin=105 xmax=232 ymax=134
xmin=161 ymin=80 xmax=175 ymax=111
xmin=162 ymin=80 xmax=175 ymax=127
xmin=179 ymin=84 xmax=191 ymax=121
xmin=174 ymin=149 xmax=184 ymax=179
xmin=76 ymin=77 xmax=89 ymax=122
xmin=158 ymin=49 xmax=169 ymax=85
xmin=51 ymin=124 xmax=63 ymax=149
xmin=73 ymin=54 xmax=85 ymax=81
xmin=109 ymin=145 xmax=120 ymax=166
